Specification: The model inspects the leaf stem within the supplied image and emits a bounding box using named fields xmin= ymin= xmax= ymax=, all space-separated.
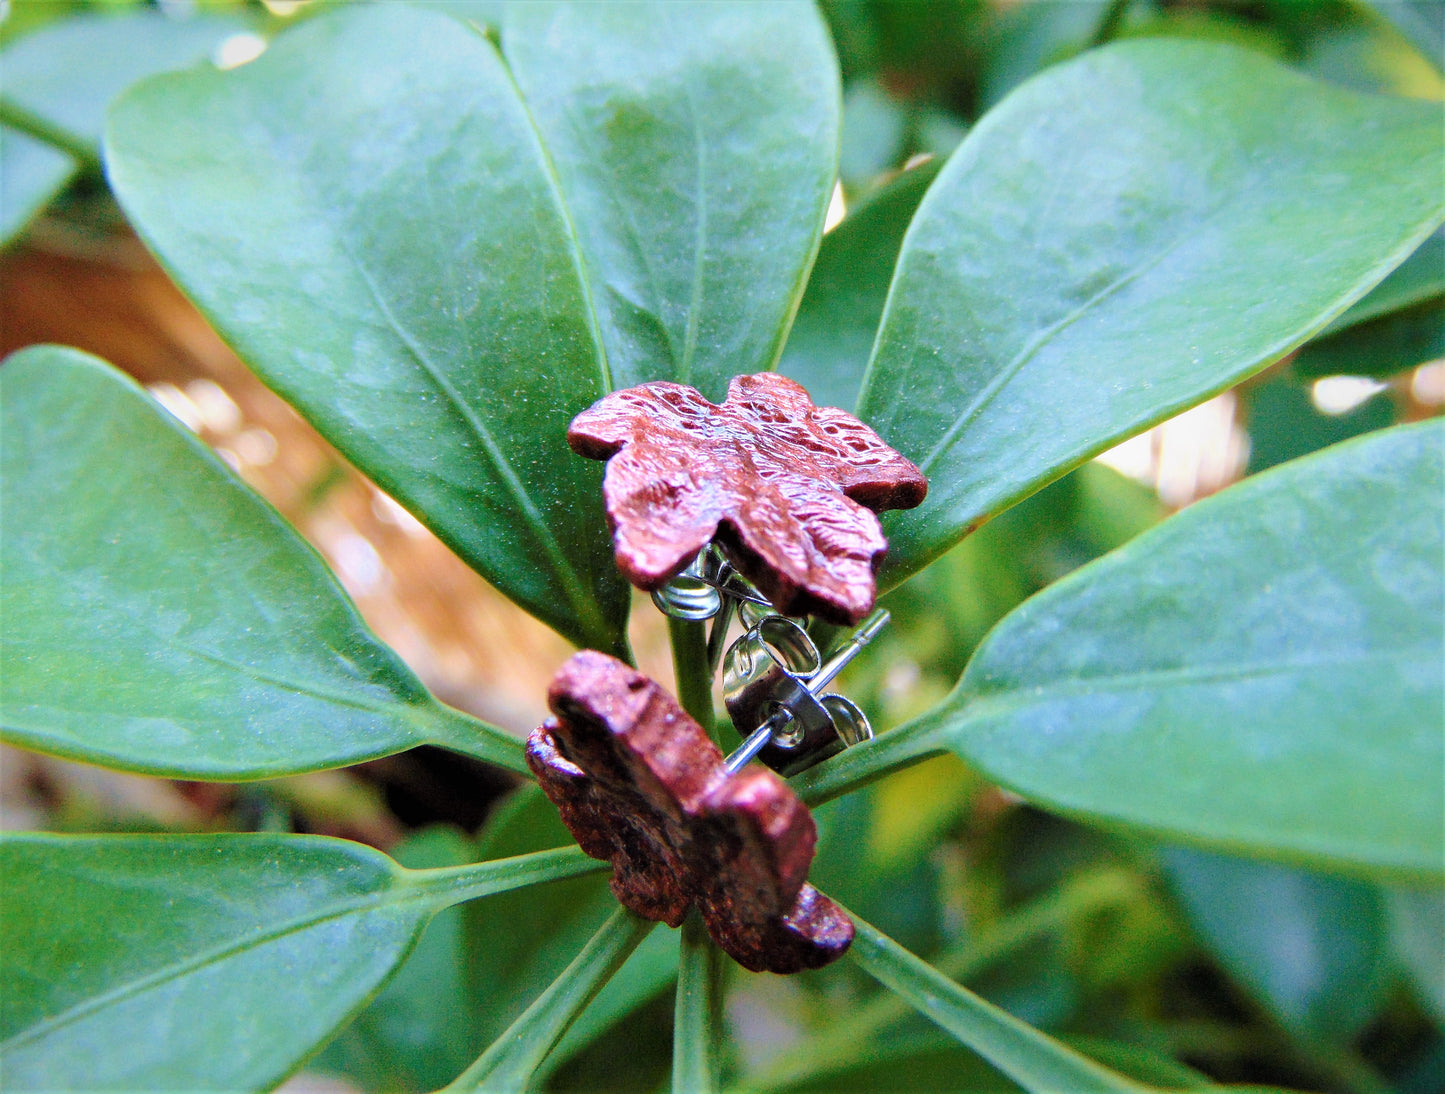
xmin=790 ymin=714 xmax=946 ymax=806
xmin=668 ymin=616 xmax=718 ymax=743
xmin=421 ymin=701 xmax=533 ymax=776
xmin=404 ymin=844 xmax=606 ymax=908
xmin=0 ymin=97 xmax=100 ymax=173
xmin=843 ymin=908 xmax=1148 ymax=1094
xmin=732 ymin=869 xmax=1141 ymax=1093
xmin=673 ymin=910 xmax=725 ymax=1094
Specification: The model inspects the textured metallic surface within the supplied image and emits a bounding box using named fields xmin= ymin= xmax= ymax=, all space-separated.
xmin=568 ymin=373 xmax=926 ymax=624
xmin=526 ymin=650 xmax=853 ymax=973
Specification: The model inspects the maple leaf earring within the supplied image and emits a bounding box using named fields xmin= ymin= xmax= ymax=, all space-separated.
xmin=535 ymin=373 xmax=928 ymax=972
xmin=567 ymin=372 xmax=926 ymax=624
xmin=527 ymin=650 xmax=853 ymax=973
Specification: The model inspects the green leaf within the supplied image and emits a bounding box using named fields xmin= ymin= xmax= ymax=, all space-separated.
xmin=501 ymin=0 xmax=840 ymax=403
xmin=447 ymin=906 xmax=655 ymax=1093
xmin=104 ymin=5 xmax=630 ymax=653
xmin=1321 ymin=226 xmax=1443 ymax=335
xmin=0 ymin=9 xmax=243 ymax=242
xmin=779 ymin=161 xmax=939 ymax=413
xmin=931 ymin=421 xmax=1445 ymax=879
xmin=846 ymin=912 xmax=1147 ymax=1094
xmin=308 ymin=826 xmax=483 ymax=1093
xmin=465 ymin=786 xmax=618 ymax=1048
xmin=1292 ymin=299 xmax=1445 ymax=380
xmin=0 ymin=833 xmax=600 ymax=1091
xmin=1162 ymin=846 xmax=1390 ymax=1042
xmin=0 ymin=127 xmax=72 ymax=242
xmin=1242 ymin=371 xmax=1398 ymax=473
xmin=1384 ymin=884 xmax=1445 ymax=1024
xmin=3 ymin=10 xmax=244 ymax=147
xmin=0 ymin=346 xmax=525 ymax=778
xmin=859 ymin=40 xmax=1445 ymax=589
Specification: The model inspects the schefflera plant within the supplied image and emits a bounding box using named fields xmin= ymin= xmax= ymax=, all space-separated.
xmin=2 ymin=3 xmax=1442 ymax=1091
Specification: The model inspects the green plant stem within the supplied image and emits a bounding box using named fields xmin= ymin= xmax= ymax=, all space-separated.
xmin=844 ymin=910 xmax=1147 ymax=1094
xmin=673 ymin=911 xmax=725 ymax=1094
xmin=404 ymin=844 xmax=607 ymax=908
xmin=732 ymin=869 xmax=1141 ymax=1093
xmin=421 ymin=701 xmax=532 ymax=776
xmin=669 ymin=616 xmax=718 ymax=743
xmin=791 ymin=716 xmax=945 ymax=806
xmin=0 ymin=97 xmax=100 ymax=173
xmin=444 ymin=906 xmax=654 ymax=1092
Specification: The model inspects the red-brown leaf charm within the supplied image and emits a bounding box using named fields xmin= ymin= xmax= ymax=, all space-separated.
xmin=568 ymin=373 xmax=926 ymax=624
xmin=526 ymin=650 xmax=853 ymax=974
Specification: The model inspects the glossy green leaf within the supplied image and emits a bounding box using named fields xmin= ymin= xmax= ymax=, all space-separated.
xmin=502 ymin=1 xmax=839 ymax=403
xmin=104 ymin=5 xmax=630 ymax=653
xmin=860 ymin=40 xmax=1445 ymax=589
xmin=1292 ymin=298 xmax=1445 ymax=380
xmin=0 ymin=346 xmax=525 ymax=778
xmin=0 ymin=127 xmax=72 ymax=242
xmin=1384 ymin=885 xmax=1445 ymax=1023
xmin=447 ymin=907 xmax=655 ymax=1093
xmin=1162 ymin=847 xmax=1390 ymax=1042
xmin=779 ymin=161 xmax=939 ymax=413
xmin=1322 ymin=226 xmax=1443 ymax=334
xmin=2 ymin=10 xmax=244 ymax=148
xmin=309 ymin=826 xmax=483 ymax=1092
xmin=932 ymin=421 xmax=1445 ymax=878
xmin=466 ymin=786 xmax=618 ymax=1045
xmin=846 ymin=913 xmax=1147 ymax=1094
xmin=0 ymin=833 xmax=600 ymax=1091
xmin=0 ymin=9 xmax=244 ymax=242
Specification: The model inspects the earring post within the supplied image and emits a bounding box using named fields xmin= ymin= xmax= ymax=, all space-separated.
xmin=721 ymin=607 xmax=889 ymax=775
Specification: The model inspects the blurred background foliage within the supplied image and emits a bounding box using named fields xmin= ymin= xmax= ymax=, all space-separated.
xmin=1 ymin=1 xmax=1441 ymax=1091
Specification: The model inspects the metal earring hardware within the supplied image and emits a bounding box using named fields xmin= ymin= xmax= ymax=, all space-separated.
xmin=722 ymin=609 xmax=888 ymax=777
xmin=651 ymin=545 xmax=726 ymax=621
xmin=652 ymin=543 xmax=777 ymax=672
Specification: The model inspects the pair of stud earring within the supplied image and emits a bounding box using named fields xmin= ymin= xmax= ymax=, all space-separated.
xmin=653 ymin=544 xmax=885 ymax=777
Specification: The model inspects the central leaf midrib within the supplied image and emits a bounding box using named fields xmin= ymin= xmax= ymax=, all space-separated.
xmin=337 ymin=237 xmax=603 ymax=637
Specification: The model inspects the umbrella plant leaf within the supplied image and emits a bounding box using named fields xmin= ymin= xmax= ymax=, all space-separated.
xmin=930 ymin=421 xmax=1444 ymax=879
xmin=1319 ymin=225 xmax=1443 ymax=334
xmin=0 ymin=833 xmax=600 ymax=1092
xmin=779 ymin=160 xmax=940 ymax=413
xmin=860 ymin=39 xmax=1445 ymax=589
xmin=0 ymin=346 xmax=525 ymax=778
xmin=502 ymin=0 xmax=840 ymax=403
xmin=1162 ymin=847 xmax=1390 ymax=1042
xmin=0 ymin=9 xmax=244 ymax=242
xmin=104 ymin=4 xmax=630 ymax=653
